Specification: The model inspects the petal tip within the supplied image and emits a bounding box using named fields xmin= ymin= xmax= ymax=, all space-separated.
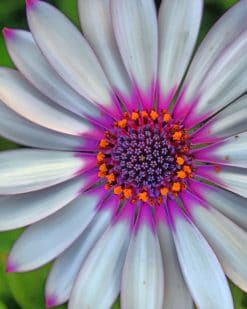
xmin=5 ymin=258 xmax=17 ymax=273
xmin=45 ymin=295 xmax=58 ymax=308
xmin=2 ymin=27 xmax=15 ymax=40
xmin=26 ymin=0 xmax=38 ymax=9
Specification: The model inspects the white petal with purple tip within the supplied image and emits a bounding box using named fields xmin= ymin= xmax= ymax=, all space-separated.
xmin=8 ymin=188 xmax=105 ymax=272
xmin=4 ymin=29 xmax=101 ymax=120
xmin=158 ymin=215 xmax=193 ymax=309
xmin=78 ymin=0 xmax=131 ymax=100
xmin=27 ymin=0 xmax=120 ymax=117
xmin=0 ymin=176 xmax=92 ymax=231
xmin=0 ymin=149 xmax=90 ymax=195
xmin=191 ymin=205 xmax=247 ymax=292
xmin=158 ymin=0 xmax=202 ymax=100
xmin=111 ymin=0 xmax=158 ymax=109
xmin=121 ymin=206 xmax=164 ymax=309
xmin=46 ymin=196 xmax=116 ymax=307
xmin=0 ymin=69 xmax=96 ymax=136
xmin=0 ymin=101 xmax=95 ymax=151
xmin=171 ymin=202 xmax=233 ymax=309
xmin=69 ymin=203 xmax=133 ymax=309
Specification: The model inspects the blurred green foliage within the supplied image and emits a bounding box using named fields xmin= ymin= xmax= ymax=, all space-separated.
xmin=0 ymin=0 xmax=246 ymax=308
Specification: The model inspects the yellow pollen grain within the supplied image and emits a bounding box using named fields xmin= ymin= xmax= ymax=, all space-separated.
xmin=163 ymin=113 xmax=171 ymax=123
xmin=173 ymin=131 xmax=182 ymax=141
xmin=99 ymin=139 xmax=109 ymax=148
xmin=123 ymin=188 xmax=132 ymax=198
xmin=172 ymin=182 xmax=181 ymax=192
xmin=160 ymin=187 xmax=169 ymax=196
xmin=118 ymin=119 xmax=127 ymax=128
xmin=138 ymin=191 xmax=148 ymax=202
xmin=176 ymin=156 xmax=185 ymax=165
xmin=177 ymin=170 xmax=187 ymax=179
xmin=106 ymin=173 xmax=115 ymax=184
xmin=114 ymin=186 xmax=122 ymax=195
xmin=131 ymin=112 xmax=139 ymax=120
xmin=97 ymin=152 xmax=105 ymax=162
xmin=150 ymin=110 xmax=158 ymax=121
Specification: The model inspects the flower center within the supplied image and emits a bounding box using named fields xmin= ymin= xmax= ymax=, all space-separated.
xmin=97 ymin=110 xmax=193 ymax=205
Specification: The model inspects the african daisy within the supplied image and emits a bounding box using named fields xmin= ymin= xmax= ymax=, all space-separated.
xmin=0 ymin=0 xmax=246 ymax=308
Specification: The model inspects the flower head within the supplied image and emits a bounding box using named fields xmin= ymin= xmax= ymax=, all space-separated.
xmin=0 ymin=0 xmax=247 ymax=308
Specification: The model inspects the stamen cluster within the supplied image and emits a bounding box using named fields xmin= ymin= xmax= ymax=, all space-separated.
xmin=97 ymin=110 xmax=193 ymax=205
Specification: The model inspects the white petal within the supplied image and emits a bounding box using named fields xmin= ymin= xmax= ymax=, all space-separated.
xmin=189 ymin=200 xmax=247 ymax=292
xmin=196 ymin=165 xmax=247 ymax=198
xmin=194 ymin=132 xmax=247 ymax=168
xmin=78 ymin=0 xmax=131 ymax=101
xmin=189 ymin=179 xmax=247 ymax=230
xmin=0 ymin=101 xmax=97 ymax=151
xmin=0 ymin=173 xmax=97 ymax=231
xmin=121 ymin=205 xmax=164 ymax=309
xmin=45 ymin=195 xmax=117 ymax=307
xmin=174 ymin=0 xmax=247 ymax=124
xmin=69 ymin=202 xmax=134 ymax=309
xmin=0 ymin=68 xmax=101 ymax=136
xmin=170 ymin=201 xmax=233 ymax=309
xmin=158 ymin=0 xmax=202 ymax=106
xmin=111 ymin=0 xmax=158 ymax=109
xmin=191 ymin=94 xmax=247 ymax=144
xmin=27 ymin=0 xmax=120 ymax=117
xmin=3 ymin=29 xmax=102 ymax=121
xmin=7 ymin=187 xmax=106 ymax=272
xmin=157 ymin=209 xmax=193 ymax=309
xmin=0 ymin=149 xmax=93 ymax=194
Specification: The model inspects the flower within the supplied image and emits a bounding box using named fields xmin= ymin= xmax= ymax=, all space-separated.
xmin=0 ymin=0 xmax=246 ymax=308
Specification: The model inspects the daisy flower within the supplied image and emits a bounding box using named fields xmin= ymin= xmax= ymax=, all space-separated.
xmin=0 ymin=0 xmax=247 ymax=308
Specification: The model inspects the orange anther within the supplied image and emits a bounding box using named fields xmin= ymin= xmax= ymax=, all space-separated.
xmin=160 ymin=187 xmax=169 ymax=196
xmin=138 ymin=191 xmax=148 ymax=202
xmin=183 ymin=133 xmax=189 ymax=140
xmin=173 ymin=124 xmax=179 ymax=130
xmin=176 ymin=156 xmax=185 ymax=165
xmin=173 ymin=131 xmax=182 ymax=141
xmin=141 ymin=110 xmax=148 ymax=118
xmin=123 ymin=188 xmax=132 ymax=198
xmin=172 ymin=182 xmax=181 ymax=192
xmin=131 ymin=112 xmax=139 ymax=121
xmin=177 ymin=170 xmax=187 ymax=179
xmin=114 ymin=186 xmax=122 ymax=195
xmin=99 ymin=163 xmax=107 ymax=173
xmin=98 ymin=171 xmax=106 ymax=178
xmin=183 ymin=165 xmax=192 ymax=174
xmin=163 ymin=113 xmax=171 ymax=122
xmin=118 ymin=119 xmax=127 ymax=128
xmin=99 ymin=139 xmax=109 ymax=148
xmin=97 ymin=152 xmax=105 ymax=162
xmin=106 ymin=173 xmax=115 ymax=184
xmin=150 ymin=110 xmax=158 ymax=121
xmin=104 ymin=184 xmax=111 ymax=190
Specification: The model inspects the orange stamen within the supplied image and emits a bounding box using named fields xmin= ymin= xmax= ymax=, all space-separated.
xmin=99 ymin=139 xmax=109 ymax=148
xmin=150 ymin=110 xmax=158 ymax=121
xmin=172 ymin=182 xmax=181 ymax=192
xmin=163 ymin=113 xmax=171 ymax=123
xmin=138 ymin=191 xmax=148 ymax=202
xmin=106 ymin=173 xmax=115 ymax=184
xmin=114 ymin=186 xmax=122 ymax=195
xmin=117 ymin=119 xmax=127 ymax=128
xmin=99 ymin=163 xmax=107 ymax=173
xmin=176 ymin=156 xmax=184 ymax=165
xmin=123 ymin=188 xmax=132 ymax=198
xmin=160 ymin=187 xmax=169 ymax=196
xmin=183 ymin=165 xmax=192 ymax=174
xmin=131 ymin=112 xmax=139 ymax=121
xmin=173 ymin=131 xmax=182 ymax=141
xmin=177 ymin=170 xmax=187 ymax=179
xmin=141 ymin=110 xmax=148 ymax=118
xmin=97 ymin=152 xmax=105 ymax=162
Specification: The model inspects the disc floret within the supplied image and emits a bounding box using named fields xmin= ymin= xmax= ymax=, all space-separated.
xmin=97 ymin=110 xmax=193 ymax=205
